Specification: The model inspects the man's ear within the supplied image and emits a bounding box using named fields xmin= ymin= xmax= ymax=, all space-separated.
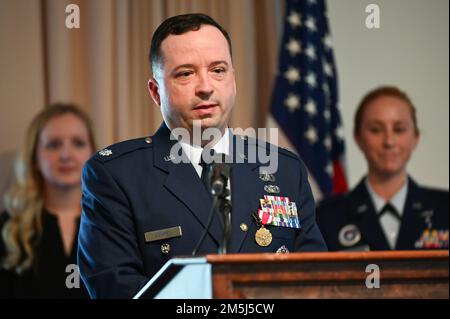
xmin=148 ymin=78 xmax=161 ymax=106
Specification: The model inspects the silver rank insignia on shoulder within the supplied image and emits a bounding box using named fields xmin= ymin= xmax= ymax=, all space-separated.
xmin=264 ymin=185 xmax=280 ymax=194
xmin=338 ymin=224 xmax=361 ymax=247
xmin=259 ymin=172 xmax=275 ymax=182
xmin=99 ymin=148 xmax=112 ymax=156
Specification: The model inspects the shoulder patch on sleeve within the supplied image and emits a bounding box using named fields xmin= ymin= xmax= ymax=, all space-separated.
xmin=94 ymin=136 xmax=153 ymax=162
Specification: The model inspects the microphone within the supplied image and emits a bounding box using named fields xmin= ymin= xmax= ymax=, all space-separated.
xmin=209 ymin=163 xmax=231 ymax=197
xmin=192 ymin=161 xmax=232 ymax=256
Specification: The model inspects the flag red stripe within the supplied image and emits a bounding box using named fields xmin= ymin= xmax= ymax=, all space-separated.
xmin=332 ymin=160 xmax=348 ymax=195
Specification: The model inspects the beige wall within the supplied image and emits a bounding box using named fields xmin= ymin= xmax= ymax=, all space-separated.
xmin=0 ymin=0 xmax=47 ymax=211
xmin=0 ymin=0 xmax=46 ymax=155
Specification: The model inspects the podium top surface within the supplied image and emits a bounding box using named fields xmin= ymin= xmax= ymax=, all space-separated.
xmin=205 ymin=250 xmax=449 ymax=264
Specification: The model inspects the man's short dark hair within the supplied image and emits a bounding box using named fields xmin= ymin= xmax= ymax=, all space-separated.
xmin=149 ymin=13 xmax=232 ymax=73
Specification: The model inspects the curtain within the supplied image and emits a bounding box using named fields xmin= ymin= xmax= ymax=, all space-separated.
xmin=6 ymin=0 xmax=282 ymax=149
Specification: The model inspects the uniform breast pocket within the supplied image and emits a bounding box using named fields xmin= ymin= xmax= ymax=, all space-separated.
xmin=145 ymin=239 xmax=176 ymax=259
xmin=268 ymin=226 xmax=298 ymax=252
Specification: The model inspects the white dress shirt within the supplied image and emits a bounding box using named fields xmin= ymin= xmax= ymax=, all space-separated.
xmin=365 ymin=178 xmax=408 ymax=249
xmin=177 ymin=129 xmax=232 ymax=202
xmin=178 ymin=129 xmax=231 ymax=178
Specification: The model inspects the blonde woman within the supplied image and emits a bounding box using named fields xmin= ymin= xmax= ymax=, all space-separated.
xmin=0 ymin=104 xmax=96 ymax=298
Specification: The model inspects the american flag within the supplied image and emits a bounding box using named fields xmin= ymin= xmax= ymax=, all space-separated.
xmin=270 ymin=0 xmax=348 ymax=198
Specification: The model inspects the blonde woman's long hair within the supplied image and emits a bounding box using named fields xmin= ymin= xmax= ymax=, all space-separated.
xmin=2 ymin=103 xmax=96 ymax=273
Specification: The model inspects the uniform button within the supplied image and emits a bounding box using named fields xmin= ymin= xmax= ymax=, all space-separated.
xmin=161 ymin=243 xmax=170 ymax=254
xmin=145 ymin=137 xmax=152 ymax=144
xmin=240 ymin=223 xmax=248 ymax=232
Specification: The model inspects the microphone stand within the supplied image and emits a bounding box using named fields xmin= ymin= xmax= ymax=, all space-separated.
xmin=191 ymin=163 xmax=232 ymax=256
xmin=210 ymin=165 xmax=232 ymax=255
xmin=216 ymin=190 xmax=232 ymax=255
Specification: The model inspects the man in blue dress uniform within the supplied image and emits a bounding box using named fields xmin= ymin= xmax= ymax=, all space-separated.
xmin=78 ymin=13 xmax=327 ymax=299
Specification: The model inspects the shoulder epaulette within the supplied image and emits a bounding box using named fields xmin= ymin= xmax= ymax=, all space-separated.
xmin=94 ymin=136 xmax=153 ymax=162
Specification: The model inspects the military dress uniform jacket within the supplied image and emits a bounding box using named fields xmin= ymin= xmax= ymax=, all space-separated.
xmin=78 ymin=123 xmax=327 ymax=298
xmin=316 ymin=177 xmax=449 ymax=251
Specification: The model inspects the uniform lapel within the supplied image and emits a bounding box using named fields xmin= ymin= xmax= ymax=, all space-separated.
xmin=350 ymin=179 xmax=391 ymax=250
xmin=229 ymin=135 xmax=263 ymax=253
xmin=152 ymin=123 xmax=222 ymax=247
xmin=396 ymin=177 xmax=426 ymax=249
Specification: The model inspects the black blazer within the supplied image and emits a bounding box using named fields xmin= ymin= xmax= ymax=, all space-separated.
xmin=316 ymin=177 xmax=449 ymax=251
xmin=78 ymin=123 xmax=327 ymax=298
xmin=0 ymin=210 xmax=89 ymax=298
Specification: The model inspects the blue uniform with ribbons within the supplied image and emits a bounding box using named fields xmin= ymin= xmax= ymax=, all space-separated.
xmin=316 ymin=178 xmax=449 ymax=251
xmin=78 ymin=123 xmax=327 ymax=298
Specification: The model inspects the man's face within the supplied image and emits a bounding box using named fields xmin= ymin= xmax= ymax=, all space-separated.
xmin=149 ymin=25 xmax=236 ymax=138
xmin=355 ymin=96 xmax=419 ymax=178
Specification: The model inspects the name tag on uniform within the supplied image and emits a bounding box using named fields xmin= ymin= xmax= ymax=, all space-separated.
xmin=144 ymin=226 xmax=182 ymax=243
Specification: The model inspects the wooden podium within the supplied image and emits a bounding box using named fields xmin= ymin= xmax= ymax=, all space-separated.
xmin=134 ymin=250 xmax=448 ymax=299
